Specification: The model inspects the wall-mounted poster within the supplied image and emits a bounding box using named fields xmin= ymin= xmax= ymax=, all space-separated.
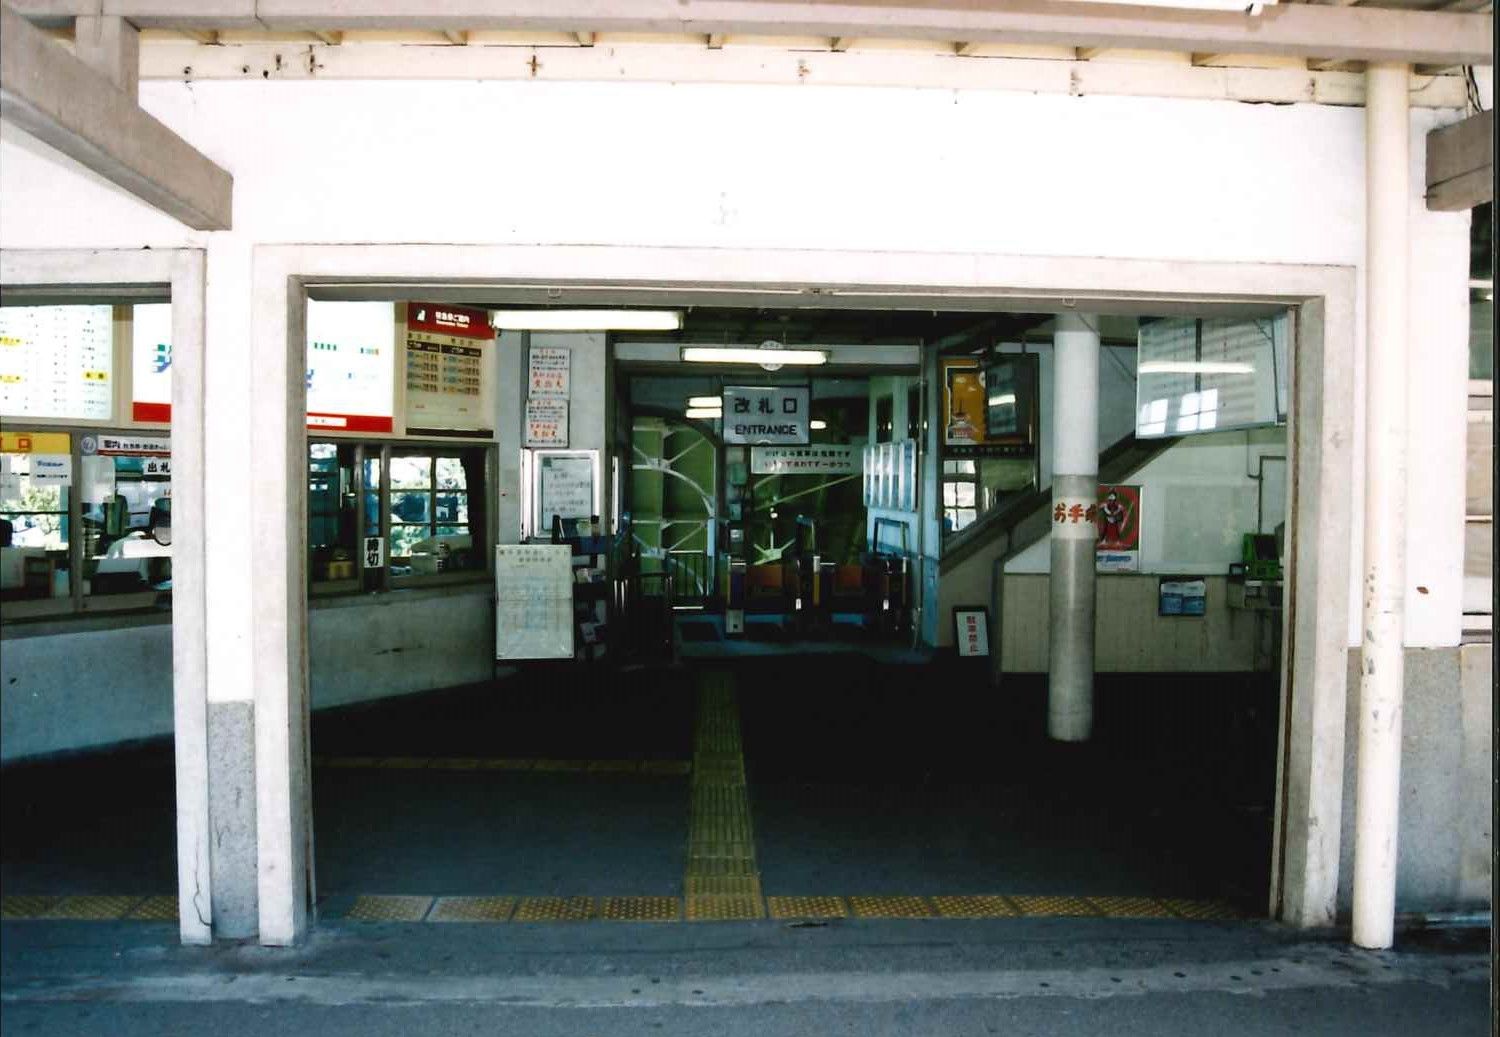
xmin=940 ymin=354 xmax=1039 ymax=460
xmin=495 ymin=544 xmax=573 ymax=660
xmin=721 ymin=385 xmax=810 ymax=445
xmin=305 ymin=300 xmax=396 ymax=433
xmin=528 ymin=345 xmax=570 ymax=399
xmin=131 ymin=303 xmax=173 ymax=423
xmin=525 ymin=398 xmax=569 ymax=448
xmin=1096 ymin=483 xmax=1142 ymax=572
xmin=1159 ymin=576 xmax=1208 ymax=616
xmin=404 ymin=303 xmax=493 ymax=436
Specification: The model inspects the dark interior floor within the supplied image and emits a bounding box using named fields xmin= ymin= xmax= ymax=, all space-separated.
xmin=1 ymin=653 xmax=1278 ymax=911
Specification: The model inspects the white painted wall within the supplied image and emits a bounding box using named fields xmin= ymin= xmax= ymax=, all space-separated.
xmin=0 ymin=78 xmax=1472 ymax=651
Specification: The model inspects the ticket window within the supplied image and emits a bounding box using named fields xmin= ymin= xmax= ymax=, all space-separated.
xmin=388 ymin=450 xmax=485 ymax=583
xmin=0 ymin=452 xmax=72 ymax=600
xmin=80 ymin=453 xmax=172 ymax=597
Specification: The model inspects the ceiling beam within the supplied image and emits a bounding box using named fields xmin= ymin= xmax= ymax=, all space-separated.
xmin=442 ymin=29 xmax=467 ymax=45
xmin=6 ymin=0 xmax=1490 ymax=66
xmin=0 ymin=3 xmax=233 ymax=230
xmin=1426 ymin=108 xmax=1493 ymax=212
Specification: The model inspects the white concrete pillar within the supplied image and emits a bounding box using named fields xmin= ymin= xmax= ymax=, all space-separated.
xmin=72 ymin=16 xmax=139 ymax=99
xmin=1048 ymin=312 xmax=1099 ymax=742
xmin=1352 ymin=61 xmax=1411 ymax=951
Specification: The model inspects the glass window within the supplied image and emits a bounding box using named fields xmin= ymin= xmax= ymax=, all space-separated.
xmin=389 ymin=449 xmax=483 ymax=578
xmin=309 ymin=442 xmax=359 ymax=587
xmin=80 ymin=450 xmax=171 ymax=597
xmin=0 ymin=450 xmax=71 ymax=600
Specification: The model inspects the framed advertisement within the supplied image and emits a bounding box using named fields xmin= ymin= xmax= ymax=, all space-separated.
xmin=1096 ymin=483 xmax=1142 ymax=572
xmin=941 ymin=353 xmax=1039 ymax=460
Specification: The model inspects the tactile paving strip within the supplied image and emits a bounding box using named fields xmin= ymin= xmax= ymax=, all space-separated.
xmin=848 ymin=895 xmax=934 ymax=919
xmin=1007 ymin=895 xmax=1101 ymax=917
xmin=343 ymin=895 xmax=433 ymax=922
xmin=125 ymin=895 xmax=179 ymax=921
xmin=932 ymin=894 xmax=1019 ymax=918
xmin=314 ymin=756 xmax=691 ymax=775
xmin=1160 ymin=898 xmax=1243 ymax=921
xmin=599 ymin=896 xmax=680 ymax=922
xmin=685 ymin=875 xmax=762 ymax=897
xmin=766 ymin=896 xmax=848 ymax=920
xmin=513 ymin=896 xmax=595 ymax=922
xmin=40 ymin=895 xmax=144 ymax=920
xmin=686 ymin=895 xmax=764 ymax=921
xmin=428 ymin=896 xmax=516 ymax=923
xmin=1 ymin=895 xmax=62 ymax=919
xmin=1086 ymin=896 xmax=1175 ymax=919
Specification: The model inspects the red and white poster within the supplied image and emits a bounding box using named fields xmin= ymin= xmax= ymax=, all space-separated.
xmin=1096 ymin=484 xmax=1142 ymax=572
xmin=404 ymin=303 xmax=493 ymax=434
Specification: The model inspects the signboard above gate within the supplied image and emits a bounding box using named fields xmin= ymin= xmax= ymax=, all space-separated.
xmin=750 ymin=445 xmax=859 ymax=476
xmin=721 ymin=385 xmax=810 ymax=445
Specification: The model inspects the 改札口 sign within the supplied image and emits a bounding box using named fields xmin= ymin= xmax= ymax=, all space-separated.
xmin=722 ymin=386 xmax=810 ymax=445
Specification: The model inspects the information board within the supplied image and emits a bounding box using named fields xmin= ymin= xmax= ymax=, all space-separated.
xmin=528 ymin=346 xmax=570 ymax=398
xmin=750 ymin=445 xmax=860 ymax=476
xmin=495 ymin=544 xmax=574 ymax=660
xmin=405 ymin=303 xmax=493 ymax=435
xmin=305 ymin=301 xmax=396 ymax=433
xmin=0 ymin=305 xmax=113 ymax=421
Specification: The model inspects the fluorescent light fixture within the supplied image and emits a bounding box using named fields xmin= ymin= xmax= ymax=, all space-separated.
xmin=491 ymin=309 xmax=683 ymax=331
xmin=1138 ymin=361 xmax=1255 ymax=376
xmin=987 ymin=393 xmax=1017 ymax=407
xmin=681 ymin=347 xmax=828 ymax=366
xmin=810 ymin=420 xmax=828 ymax=430
xmin=685 ymin=407 xmax=722 ymax=420
xmin=687 ymin=396 xmax=722 ymax=409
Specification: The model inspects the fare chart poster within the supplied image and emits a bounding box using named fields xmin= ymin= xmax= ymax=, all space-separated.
xmin=405 ymin=303 xmax=493 ymax=435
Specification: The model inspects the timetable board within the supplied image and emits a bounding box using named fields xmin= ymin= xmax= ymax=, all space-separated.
xmin=0 ymin=305 xmax=113 ymax=421
xmin=405 ymin=303 xmax=493 ymax=435
xmin=495 ymin=544 xmax=574 ymax=660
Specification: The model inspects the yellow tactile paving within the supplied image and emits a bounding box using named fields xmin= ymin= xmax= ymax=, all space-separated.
xmin=932 ymin=895 xmax=1019 ymax=918
xmin=428 ymin=896 xmax=516 ymax=923
xmin=640 ymin=760 xmax=693 ymax=776
xmin=378 ymin=757 xmax=431 ymax=770
xmin=344 ymin=895 xmax=433 ymax=922
xmin=684 ymin=856 xmax=760 ymax=877
xmin=427 ymin=758 xmax=485 ymax=771
xmin=1008 ymin=895 xmax=1101 ymax=917
xmin=480 ymin=758 xmax=536 ymax=771
xmin=531 ymin=759 xmax=596 ymax=773
xmin=125 ymin=895 xmax=179 ymax=921
xmin=40 ymin=895 xmax=143 ymax=920
xmin=316 ymin=756 xmax=692 ymax=774
xmin=587 ymin=760 xmax=642 ymax=773
xmin=766 ymin=896 xmax=847 ymax=920
xmin=599 ymin=896 xmax=680 ymax=922
xmin=1 ymin=895 xmax=62 ymax=919
xmin=685 ymin=875 xmax=762 ymax=897
xmin=1086 ymin=896 xmax=1174 ymax=919
xmin=513 ymin=896 xmax=595 ymax=922
xmin=686 ymin=894 xmax=765 ymax=921
xmin=1160 ymin=898 xmax=1244 ymax=921
xmin=848 ymin=895 xmax=934 ymax=919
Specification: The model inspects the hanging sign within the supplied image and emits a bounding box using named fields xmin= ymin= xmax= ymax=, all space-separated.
xmin=305 ymin=300 xmax=397 ymax=434
xmin=1096 ymin=484 xmax=1142 ymax=572
xmin=404 ymin=303 xmax=493 ymax=435
xmin=721 ymin=386 xmax=810 ymax=445
xmin=750 ymin=445 xmax=859 ymax=476
xmin=528 ymin=346 xmax=571 ymax=399
xmin=525 ymin=399 xmax=569 ymax=448
xmin=363 ymin=535 xmax=385 ymax=569
xmin=0 ymin=305 xmax=113 ymax=422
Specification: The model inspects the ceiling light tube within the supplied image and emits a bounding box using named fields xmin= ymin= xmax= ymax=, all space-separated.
xmin=687 ymin=396 xmax=723 ymax=409
xmin=685 ymin=408 xmax=723 ymax=420
xmin=491 ymin=309 xmax=683 ymax=331
xmin=810 ymin=420 xmax=828 ymax=430
xmin=681 ymin=347 xmax=828 ymax=365
xmin=1138 ymin=361 xmax=1255 ymax=375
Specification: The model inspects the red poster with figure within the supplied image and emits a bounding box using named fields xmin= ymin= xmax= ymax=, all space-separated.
xmin=1096 ymin=484 xmax=1141 ymax=572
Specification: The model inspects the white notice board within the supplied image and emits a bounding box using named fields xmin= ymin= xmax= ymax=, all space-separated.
xmin=495 ymin=544 xmax=574 ymax=660
xmin=534 ymin=451 xmax=597 ymax=531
